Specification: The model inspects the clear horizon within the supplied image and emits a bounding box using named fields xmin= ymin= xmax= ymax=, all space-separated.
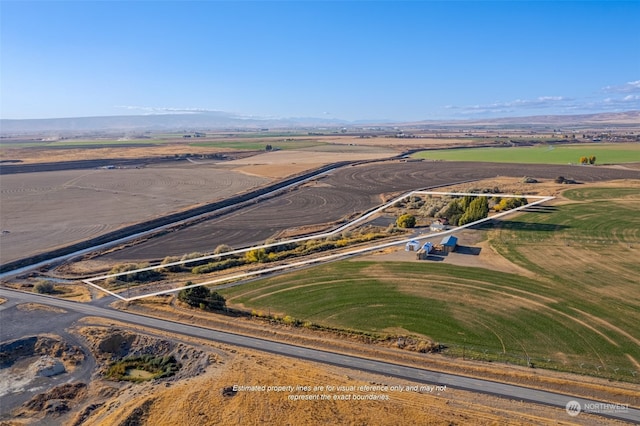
xmin=1 ymin=1 xmax=638 ymax=121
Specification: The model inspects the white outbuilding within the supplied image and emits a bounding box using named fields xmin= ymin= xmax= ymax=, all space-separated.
xmin=405 ymin=240 xmax=421 ymax=251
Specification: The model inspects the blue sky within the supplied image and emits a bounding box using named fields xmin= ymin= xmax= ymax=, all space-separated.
xmin=1 ymin=1 xmax=639 ymax=121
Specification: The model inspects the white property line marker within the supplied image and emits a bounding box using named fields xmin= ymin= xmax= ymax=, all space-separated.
xmin=83 ymin=191 xmax=554 ymax=301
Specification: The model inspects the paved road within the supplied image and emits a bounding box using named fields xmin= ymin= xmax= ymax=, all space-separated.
xmin=1 ymin=288 xmax=638 ymax=423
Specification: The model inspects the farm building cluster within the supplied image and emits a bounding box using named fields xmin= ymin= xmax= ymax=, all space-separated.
xmin=405 ymin=235 xmax=458 ymax=259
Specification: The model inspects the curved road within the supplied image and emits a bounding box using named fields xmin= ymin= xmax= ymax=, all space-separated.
xmin=1 ymin=288 xmax=637 ymax=423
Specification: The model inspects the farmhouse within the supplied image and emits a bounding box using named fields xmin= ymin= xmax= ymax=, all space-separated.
xmin=440 ymin=235 xmax=458 ymax=254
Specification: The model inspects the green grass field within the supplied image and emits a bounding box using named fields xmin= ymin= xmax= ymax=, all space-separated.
xmin=412 ymin=143 xmax=640 ymax=164
xmin=219 ymin=188 xmax=640 ymax=380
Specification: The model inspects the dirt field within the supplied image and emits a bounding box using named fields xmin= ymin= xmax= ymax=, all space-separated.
xmin=227 ymin=145 xmax=397 ymax=178
xmin=98 ymin=161 xmax=639 ymax=262
xmin=0 ymin=164 xmax=269 ymax=264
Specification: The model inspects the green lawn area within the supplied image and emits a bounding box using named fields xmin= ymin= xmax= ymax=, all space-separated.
xmin=219 ymin=188 xmax=640 ymax=380
xmin=412 ymin=143 xmax=640 ymax=164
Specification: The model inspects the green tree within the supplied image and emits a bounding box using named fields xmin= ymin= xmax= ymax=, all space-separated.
xmin=178 ymin=284 xmax=210 ymax=307
xmin=441 ymin=199 xmax=466 ymax=226
xmin=203 ymin=291 xmax=226 ymax=311
xmin=396 ymin=213 xmax=416 ymax=228
xmin=178 ymin=283 xmax=226 ymax=311
xmin=459 ymin=197 xmax=489 ymax=225
xmin=588 ymin=155 xmax=596 ymax=165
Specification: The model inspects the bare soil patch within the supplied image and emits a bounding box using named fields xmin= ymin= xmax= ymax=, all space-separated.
xmin=74 ymin=325 xmax=211 ymax=382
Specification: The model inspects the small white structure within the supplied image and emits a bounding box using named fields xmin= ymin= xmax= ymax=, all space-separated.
xmin=405 ymin=240 xmax=421 ymax=252
xmin=422 ymin=242 xmax=433 ymax=254
xmin=430 ymin=222 xmax=445 ymax=232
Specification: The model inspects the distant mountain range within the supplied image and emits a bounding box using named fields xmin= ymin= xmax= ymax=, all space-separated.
xmin=0 ymin=111 xmax=351 ymax=135
xmin=1 ymin=111 xmax=638 ymax=135
xmin=406 ymin=111 xmax=640 ymax=127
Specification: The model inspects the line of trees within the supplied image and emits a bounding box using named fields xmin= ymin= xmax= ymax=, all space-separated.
xmin=439 ymin=196 xmax=489 ymax=226
xmin=458 ymin=197 xmax=489 ymax=226
xmin=493 ymin=197 xmax=528 ymax=212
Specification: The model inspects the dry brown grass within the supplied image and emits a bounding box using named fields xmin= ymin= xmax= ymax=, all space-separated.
xmin=78 ymin=326 xmax=620 ymax=426
xmin=16 ymin=303 xmax=67 ymax=314
xmin=54 ymin=283 xmax=93 ymax=302
xmin=93 ymin=351 xmax=579 ymax=426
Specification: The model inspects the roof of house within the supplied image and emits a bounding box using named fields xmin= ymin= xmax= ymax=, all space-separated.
xmin=440 ymin=235 xmax=458 ymax=246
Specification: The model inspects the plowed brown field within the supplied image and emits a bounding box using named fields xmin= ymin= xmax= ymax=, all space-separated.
xmin=99 ymin=161 xmax=639 ymax=261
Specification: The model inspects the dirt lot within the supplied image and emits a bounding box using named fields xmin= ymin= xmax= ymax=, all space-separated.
xmin=97 ymin=161 xmax=639 ymax=262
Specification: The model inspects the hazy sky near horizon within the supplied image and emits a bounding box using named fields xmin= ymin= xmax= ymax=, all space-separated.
xmin=1 ymin=1 xmax=639 ymax=121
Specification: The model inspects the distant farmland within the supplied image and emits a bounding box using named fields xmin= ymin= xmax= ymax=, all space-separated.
xmin=413 ymin=143 xmax=640 ymax=164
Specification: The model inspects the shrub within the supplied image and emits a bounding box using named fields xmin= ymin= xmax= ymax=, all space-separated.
xmin=191 ymin=258 xmax=244 ymax=274
xmin=245 ymin=248 xmax=267 ymax=263
xmin=105 ymin=355 xmax=181 ymax=382
xmin=396 ymin=214 xmax=416 ymax=228
xmin=34 ymin=281 xmax=55 ymax=294
xmin=105 ymin=263 xmax=162 ymax=284
xmin=214 ymin=244 xmax=233 ymax=255
xmin=160 ymin=256 xmax=184 ymax=272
